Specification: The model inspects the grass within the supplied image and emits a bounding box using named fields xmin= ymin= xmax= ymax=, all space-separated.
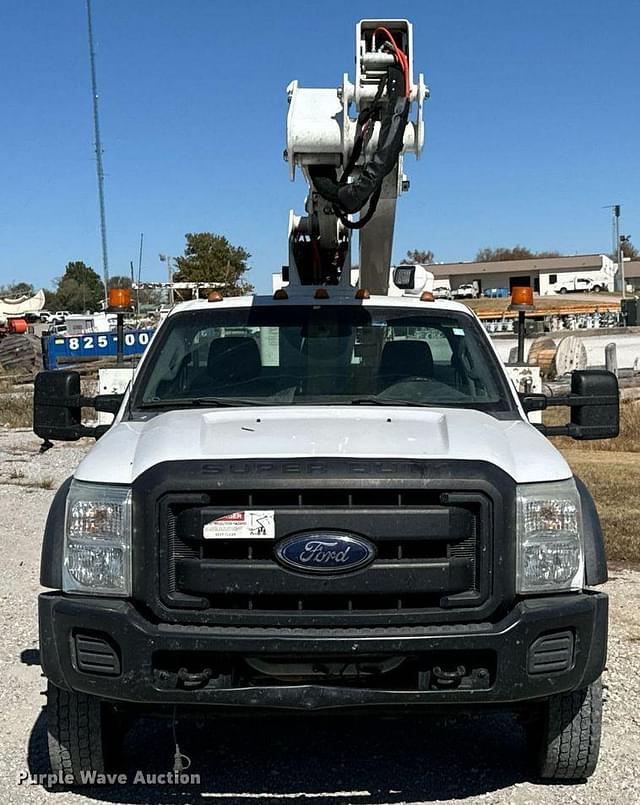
xmin=0 ymin=392 xmax=33 ymax=428
xmin=546 ymin=399 xmax=640 ymax=453
xmin=546 ymin=401 xmax=640 ymax=562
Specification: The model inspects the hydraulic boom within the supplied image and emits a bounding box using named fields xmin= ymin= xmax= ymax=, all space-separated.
xmin=285 ymin=19 xmax=427 ymax=294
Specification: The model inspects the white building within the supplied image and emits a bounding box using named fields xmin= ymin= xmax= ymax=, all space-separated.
xmin=429 ymin=254 xmax=617 ymax=296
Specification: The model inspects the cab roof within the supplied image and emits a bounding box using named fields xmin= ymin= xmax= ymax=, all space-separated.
xmin=167 ymin=293 xmax=478 ymax=318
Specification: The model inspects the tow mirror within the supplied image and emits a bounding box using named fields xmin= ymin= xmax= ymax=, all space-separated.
xmin=33 ymin=370 xmax=123 ymax=444
xmin=569 ymin=369 xmax=619 ymax=440
xmin=520 ymin=369 xmax=619 ymax=441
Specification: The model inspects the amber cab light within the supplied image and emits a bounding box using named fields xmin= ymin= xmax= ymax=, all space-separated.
xmin=108 ymin=288 xmax=131 ymax=310
xmin=510 ymin=286 xmax=534 ymax=307
xmin=207 ymin=291 xmax=223 ymax=302
xmin=355 ymin=288 xmax=370 ymax=299
xmin=314 ymin=288 xmax=330 ymax=299
xmin=273 ymin=289 xmax=289 ymax=299
xmin=420 ymin=291 xmax=435 ymax=302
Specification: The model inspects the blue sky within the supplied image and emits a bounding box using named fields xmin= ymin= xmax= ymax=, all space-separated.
xmin=1 ymin=0 xmax=638 ymax=294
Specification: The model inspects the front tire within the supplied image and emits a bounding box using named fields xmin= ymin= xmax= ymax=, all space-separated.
xmin=532 ymin=678 xmax=603 ymax=780
xmin=46 ymin=682 xmax=124 ymax=783
xmin=559 ymin=287 xmax=567 ymax=294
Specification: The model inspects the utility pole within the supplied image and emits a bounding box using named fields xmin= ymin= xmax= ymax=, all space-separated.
xmin=620 ymin=234 xmax=631 ymax=300
xmin=136 ymin=233 xmax=144 ymax=315
xmin=159 ymin=254 xmax=174 ymax=305
xmin=86 ymin=0 xmax=110 ymax=308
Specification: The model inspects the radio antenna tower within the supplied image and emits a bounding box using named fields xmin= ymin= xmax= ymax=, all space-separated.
xmin=86 ymin=0 xmax=110 ymax=306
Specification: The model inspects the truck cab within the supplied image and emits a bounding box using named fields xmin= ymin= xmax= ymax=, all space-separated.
xmin=35 ymin=287 xmax=618 ymax=783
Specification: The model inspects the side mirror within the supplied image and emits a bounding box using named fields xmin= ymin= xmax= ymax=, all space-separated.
xmin=520 ymin=369 xmax=619 ymax=441
xmin=33 ymin=371 xmax=82 ymax=441
xmin=570 ymin=369 xmax=620 ymax=440
xmin=33 ymin=370 xmax=124 ymax=443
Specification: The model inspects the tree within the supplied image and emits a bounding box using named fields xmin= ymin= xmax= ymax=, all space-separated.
xmin=401 ymin=248 xmax=434 ymax=265
xmin=0 ymin=281 xmax=35 ymax=297
xmin=107 ymin=276 xmax=132 ymax=290
xmin=55 ymin=261 xmax=105 ymax=312
xmin=173 ymin=233 xmax=253 ymax=296
xmin=475 ymin=246 xmax=562 ymax=262
xmin=620 ymin=237 xmax=639 ymax=260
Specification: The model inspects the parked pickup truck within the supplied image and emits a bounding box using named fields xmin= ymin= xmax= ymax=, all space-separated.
xmin=34 ymin=286 xmax=619 ymax=783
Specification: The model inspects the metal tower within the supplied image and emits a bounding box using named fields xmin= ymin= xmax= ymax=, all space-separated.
xmin=86 ymin=0 xmax=110 ymax=305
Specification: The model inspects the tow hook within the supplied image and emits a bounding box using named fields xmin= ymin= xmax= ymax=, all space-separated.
xmin=177 ymin=667 xmax=213 ymax=690
xmin=432 ymin=665 xmax=466 ymax=687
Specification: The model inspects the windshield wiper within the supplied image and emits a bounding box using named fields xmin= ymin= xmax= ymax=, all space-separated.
xmin=138 ymin=397 xmax=267 ymax=409
xmin=349 ymin=397 xmax=433 ymax=408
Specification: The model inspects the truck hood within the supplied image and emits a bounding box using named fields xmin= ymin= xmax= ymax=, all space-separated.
xmin=74 ymin=406 xmax=572 ymax=485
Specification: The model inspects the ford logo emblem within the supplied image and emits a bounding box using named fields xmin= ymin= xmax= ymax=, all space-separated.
xmin=275 ymin=532 xmax=376 ymax=574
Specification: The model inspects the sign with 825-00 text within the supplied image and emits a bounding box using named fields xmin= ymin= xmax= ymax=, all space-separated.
xmin=42 ymin=329 xmax=155 ymax=369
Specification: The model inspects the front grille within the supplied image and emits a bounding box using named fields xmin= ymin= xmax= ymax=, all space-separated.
xmin=156 ymin=485 xmax=493 ymax=626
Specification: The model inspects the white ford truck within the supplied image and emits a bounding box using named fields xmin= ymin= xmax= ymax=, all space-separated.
xmin=33 ymin=18 xmax=619 ymax=786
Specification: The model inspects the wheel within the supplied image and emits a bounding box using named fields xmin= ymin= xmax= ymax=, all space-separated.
xmin=530 ymin=678 xmax=603 ymax=780
xmin=592 ymin=285 xmax=601 ymax=293
xmin=559 ymin=287 xmax=567 ymax=294
xmin=46 ymin=682 xmax=125 ymax=783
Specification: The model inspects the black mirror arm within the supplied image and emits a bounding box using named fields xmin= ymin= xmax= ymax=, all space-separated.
xmin=34 ymin=393 xmax=124 ymax=415
xmin=520 ymin=392 xmax=618 ymax=412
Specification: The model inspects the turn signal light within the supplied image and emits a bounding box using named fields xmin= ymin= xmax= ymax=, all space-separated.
xmin=511 ymin=286 xmax=534 ymax=307
xmin=108 ymin=288 xmax=130 ymax=310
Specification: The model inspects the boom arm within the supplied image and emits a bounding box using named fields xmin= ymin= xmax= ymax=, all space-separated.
xmin=285 ymin=19 xmax=427 ymax=294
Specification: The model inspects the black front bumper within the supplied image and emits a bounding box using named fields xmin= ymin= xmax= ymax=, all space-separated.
xmin=39 ymin=590 xmax=607 ymax=712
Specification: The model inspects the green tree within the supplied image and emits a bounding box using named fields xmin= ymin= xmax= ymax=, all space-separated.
xmin=0 ymin=281 xmax=35 ymax=297
xmin=173 ymin=233 xmax=253 ymax=296
xmin=55 ymin=261 xmax=105 ymax=312
xmin=475 ymin=246 xmax=562 ymax=262
xmin=401 ymin=248 xmax=434 ymax=265
xmin=43 ymin=288 xmax=61 ymax=310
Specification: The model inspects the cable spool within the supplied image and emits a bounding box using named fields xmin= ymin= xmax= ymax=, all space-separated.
xmin=527 ymin=337 xmax=558 ymax=379
xmin=554 ymin=336 xmax=588 ymax=378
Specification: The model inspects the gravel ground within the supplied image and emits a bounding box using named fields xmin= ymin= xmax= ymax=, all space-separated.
xmin=1 ymin=426 xmax=638 ymax=805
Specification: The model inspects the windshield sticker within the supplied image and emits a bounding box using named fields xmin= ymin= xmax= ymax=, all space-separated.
xmin=204 ymin=510 xmax=275 ymax=540
xmin=452 ymin=328 xmax=465 ymax=336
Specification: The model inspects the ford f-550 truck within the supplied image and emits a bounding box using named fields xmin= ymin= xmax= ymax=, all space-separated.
xmin=33 ymin=18 xmax=619 ymax=785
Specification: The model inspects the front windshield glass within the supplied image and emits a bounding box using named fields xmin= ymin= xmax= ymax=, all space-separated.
xmin=132 ymin=305 xmax=513 ymax=412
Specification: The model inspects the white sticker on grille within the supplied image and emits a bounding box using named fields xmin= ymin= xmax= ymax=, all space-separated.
xmin=203 ymin=510 xmax=275 ymax=540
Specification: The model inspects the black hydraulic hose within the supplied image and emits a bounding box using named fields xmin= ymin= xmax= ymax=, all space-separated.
xmin=311 ymin=62 xmax=409 ymax=220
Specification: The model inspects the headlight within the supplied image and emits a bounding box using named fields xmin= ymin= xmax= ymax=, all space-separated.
xmin=516 ymin=478 xmax=583 ymax=594
xmin=63 ymin=481 xmax=132 ymax=596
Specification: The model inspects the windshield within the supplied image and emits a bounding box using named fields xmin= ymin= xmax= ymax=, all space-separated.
xmin=132 ymin=305 xmax=514 ymax=412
